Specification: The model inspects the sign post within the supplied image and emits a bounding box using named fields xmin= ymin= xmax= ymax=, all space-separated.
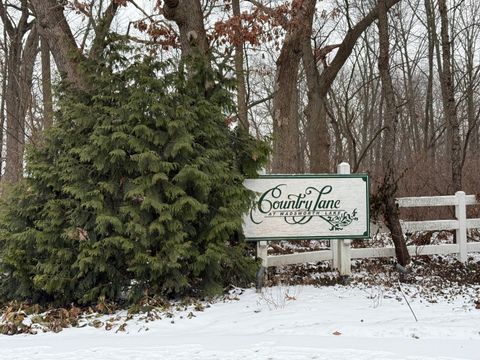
xmin=334 ymin=162 xmax=352 ymax=276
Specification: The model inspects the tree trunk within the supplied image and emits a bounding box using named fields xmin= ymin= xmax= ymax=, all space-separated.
xmin=424 ymin=0 xmax=435 ymax=160
xmin=271 ymin=46 xmax=302 ymax=173
xmin=271 ymin=0 xmax=316 ymax=174
xmin=30 ymin=0 xmax=119 ymax=91
xmin=163 ymin=0 xmax=209 ymax=58
xmin=30 ymin=0 xmax=88 ymax=90
xmin=438 ymin=0 xmax=462 ymax=192
xmin=232 ymin=0 xmax=249 ymax=131
xmin=41 ymin=36 xmax=53 ymax=129
xmin=1 ymin=0 xmax=40 ymax=183
xmin=464 ymin=38 xmax=476 ymax=161
xmin=459 ymin=6 xmax=479 ymax=164
xmin=0 ymin=28 xmax=6 ymax=181
xmin=302 ymin=37 xmax=330 ymax=173
xmin=89 ymin=0 xmax=119 ymax=61
xmin=4 ymin=25 xmax=39 ymax=183
xmin=304 ymin=0 xmax=401 ymax=174
xmin=377 ymin=0 xmax=410 ymax=267
xmin=317 ymin=0 xmax=401 ymax=99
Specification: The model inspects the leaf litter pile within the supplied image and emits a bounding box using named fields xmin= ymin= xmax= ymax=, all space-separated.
xmin=0 ymin=294 xmax=219 ymax=336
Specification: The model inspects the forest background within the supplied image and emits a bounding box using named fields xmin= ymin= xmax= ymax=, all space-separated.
xmin=1 ymin=0 xmax=478 ymax=199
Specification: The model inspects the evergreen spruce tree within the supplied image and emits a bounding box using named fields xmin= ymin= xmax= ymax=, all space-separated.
xmin=0 ymin=42 xmax=268 ymax=305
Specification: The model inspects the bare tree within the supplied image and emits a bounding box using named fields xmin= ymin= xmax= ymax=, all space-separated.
xmin=302 ymin=29 xmax=330 ymax=173
xmin=377 ymin=0 xmax=410 ymax=266
xmin=438 ymin=0 xmax=462 ymax=192
xmin=423 ymin=0 xmax=436 ymax=160
xmin=268 ymin=0 xmax=401 ymax=173
xmin=0 ymin=0 xmax=39 ymax=182
xmin=454 ymin=0 xmax=480 ymax=165
xmin=232 ymin=0 xmax=249 ymax=131
xmin=0 ymin=27 xmax=6 ymax=180
xmin=270 ymin=0 xmax=316 ymax=173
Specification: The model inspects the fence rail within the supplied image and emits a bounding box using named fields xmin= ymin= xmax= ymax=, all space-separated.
xmin=257 ymin=167 xmax=480 ymax=275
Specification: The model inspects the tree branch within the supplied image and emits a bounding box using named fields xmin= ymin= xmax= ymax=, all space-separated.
xmin=319 ymin=0 xmax=401 ymax=98
xmin=0 ymin=0 xmax=15 ymax=37
xmin=89 ymin=0 xmax=119 ymax=60
xmin=30 ymin=0 xmax=88 ymax=90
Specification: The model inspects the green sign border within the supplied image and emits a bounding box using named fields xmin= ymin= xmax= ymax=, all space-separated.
xmin=244 ymin=173 xmax=370 ymax=241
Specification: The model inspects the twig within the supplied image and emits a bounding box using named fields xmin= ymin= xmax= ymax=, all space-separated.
xmin=397 ymin=280 xmax=418 ymax=322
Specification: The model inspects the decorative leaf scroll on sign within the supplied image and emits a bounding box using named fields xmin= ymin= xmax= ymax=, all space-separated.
xmin=243 ymin=175 xmax=370 ymax=241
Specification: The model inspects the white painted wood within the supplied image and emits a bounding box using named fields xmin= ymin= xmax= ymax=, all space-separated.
xmin=257 ymin=241 xmax=268 ymax=267
xmin=337 ymin=162 xmax=351 ymax=174
xmin=268 ymin=249 xmax=333 ymax=267
xmin=465 ymin=195 xmax=479 ymax=205
xmin=335 ymin=163 xmax=352 ymax=276
xmin=397 ymin=194 xmax=478 ymax=207
xmin=331 ymin=239 xmax=340 ymax=270
xmin=339 ymin=240 xmax=352 ymax=275
xmin=467 ymin=219 xmax=480 ymax=228
xmin=406 ymin=244 xmax=460 ymax=256
xmin=401 ymin=218 xmax=479 ymax=232
xmin=397 ymin=195 xmax=458 ymax=207
xmin=467 ymin=242 xmax=480 ymax=252
xmin=351 ymin=244 xmax=460 ymax=259
xmin=351 ymin=247 xmax=396 ymax=259
xmin=455 ymin=191 xmax=468 ymax=262
xmin=270 ymin=243 xmax=464 ymax=265
xmin=401 ymin=219 xmax=459 ymax=232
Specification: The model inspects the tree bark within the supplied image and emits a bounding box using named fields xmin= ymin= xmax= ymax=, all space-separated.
xmin=0 ymin=0 xmax=40 ymax=183
xmin=302 ymin=38 xmax=330 ymax=173
xmin=317 ymin=0 xmax=401 ymax=99
xmin=438 ymin=0 xmax=462 ymax=192
xmin=163 ymin=0 xmax=209 ymax=58
xmin=271 ymin=0 xmax=316 ymax=173
xmin=41 ymin=36 xmax=53 ymax=130
xmin=424 ymin=0 xmax=435 ymax=160
xmin=300 ymin=0 xmax=401 ymax=174
xmin=89 ymin=0 xmax=119 ymax=60
xmin=377 ymin=0 xmax=410 ymax=267
xmin=30 ymin=0 xmax=88 ymax=90
xmin=0 ymin=28 xmax=6 ymax=181
xmin=4 ymin=24 xmax=39 ymax=183
xmin=232 ymin=0 xmax=249 ymax=131
xmin=30 ymin=0 xmax=120 ymax=91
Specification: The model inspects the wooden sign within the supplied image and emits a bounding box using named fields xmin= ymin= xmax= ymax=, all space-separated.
xmin=243 ymin=174 xmax=370 ymax=241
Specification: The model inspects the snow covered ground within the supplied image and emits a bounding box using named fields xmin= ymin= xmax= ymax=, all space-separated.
xmin=1 ymin=284 xmax=479 ymax=360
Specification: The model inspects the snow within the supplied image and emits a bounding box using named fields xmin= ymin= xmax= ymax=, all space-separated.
xmin=1 ymin=285 xmax=479 ymax=360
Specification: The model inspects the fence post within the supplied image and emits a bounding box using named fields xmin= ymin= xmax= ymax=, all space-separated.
xmin=334 ymin=163 xmax=352 ymax=276
xmin=256 ymin=241 xmax=268 ymax=292
xmin=257 ymin=241 xmax=268 ymax=267
xmin=455 ymin=191 xmax=467 ymax=263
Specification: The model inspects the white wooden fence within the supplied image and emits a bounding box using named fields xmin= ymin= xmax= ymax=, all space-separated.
xmin=256 ymin=164 xmax=480 ymax=275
